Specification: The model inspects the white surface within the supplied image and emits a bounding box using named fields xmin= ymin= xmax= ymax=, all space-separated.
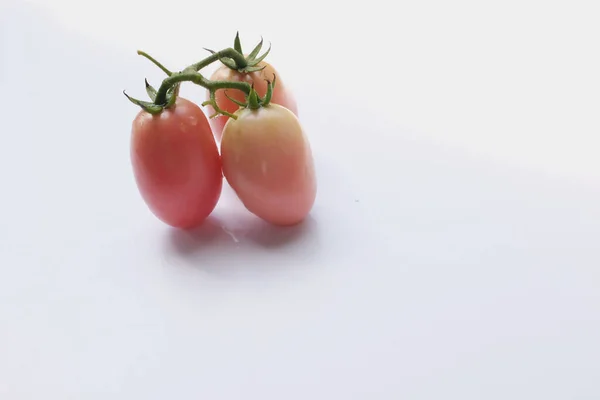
xmin=1 ymin=0 xmax=599 ymax=398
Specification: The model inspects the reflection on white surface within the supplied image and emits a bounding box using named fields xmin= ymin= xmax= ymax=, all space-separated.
xmin=1 ymin=1 xmax=599 ymax=399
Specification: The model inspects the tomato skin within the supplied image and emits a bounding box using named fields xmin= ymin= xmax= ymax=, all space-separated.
xmin=207 ymin=62 xmax=298 ymax=141
xmin=220 ymin=105 xmax=316 ymax=226
xmin=130 ymin=97 xmax=222 ymax=228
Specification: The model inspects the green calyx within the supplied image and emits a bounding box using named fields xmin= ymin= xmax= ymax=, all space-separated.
xmin=226 ymin=74 xmax=277 ymax=111
xmin=218 ymin=32 xmax=271 ymax=73
xmin=123 ymin=79 xmax=178 ymax=115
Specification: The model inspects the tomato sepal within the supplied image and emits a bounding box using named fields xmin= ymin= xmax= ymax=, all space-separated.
xmin=245 ymin=42 xmax=271 ymax=67
xmin=247 ymin=85 xmax=261 ymax=109
xmin=145 ymin=79 xmax=157 ymax=101
xmin=165 ymin=84 xmax=179 ymax=108
xmin=247 ymin=37 xmax=264 ymax=60
xmin=233 ymin=31 xmax=243 ymax=54
xmin=123 ymin=90 xmax=163 ymax=115
xmin=217 ymin=33 xmax=272 ymax=73
xmin=242 ymin=65 xmax=267 ymax=73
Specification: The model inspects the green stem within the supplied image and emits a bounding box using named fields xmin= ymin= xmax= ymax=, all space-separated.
xmin=191 ymin=47 xmax=247 ymax=71
xmin=137 ymin=50 xmax=173 ymax=76
xmin=154 ymin=70 xmax=251 ymax=105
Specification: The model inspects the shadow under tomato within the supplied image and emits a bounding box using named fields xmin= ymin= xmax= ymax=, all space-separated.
xmin=241 ymin=217 xmax=317 ymax=248
xmin=166 ymin=216 xmax=229 ymax=255
xmin=163 ymin=214 xmax=321 ymax=278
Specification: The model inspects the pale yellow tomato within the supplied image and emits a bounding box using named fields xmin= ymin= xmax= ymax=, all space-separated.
xmin=220 ymin=105 xmax=316 ymax=226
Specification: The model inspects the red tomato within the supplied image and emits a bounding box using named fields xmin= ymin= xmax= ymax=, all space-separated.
xmin=130 ymin=97 xmax=222 ymax=228
xmin=206 ymin=62 xmax=298 ymax=141
xmin=220 ymin=104 xmax=316 ymax=226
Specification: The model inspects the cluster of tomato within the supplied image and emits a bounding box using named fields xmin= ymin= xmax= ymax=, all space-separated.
xmin=125 ymin=34 xmax=316 ymax=229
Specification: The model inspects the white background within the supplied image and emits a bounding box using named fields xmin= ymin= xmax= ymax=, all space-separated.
xmin=1 ymin=0 xmax=599 ymax=398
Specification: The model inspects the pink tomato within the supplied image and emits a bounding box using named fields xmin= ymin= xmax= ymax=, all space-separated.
xmin=130 ymin=97 xmax=222 ymax=228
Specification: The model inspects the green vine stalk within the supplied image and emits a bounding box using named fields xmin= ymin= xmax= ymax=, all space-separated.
xmin=124 ymin=33 xmax=274 ymax=118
